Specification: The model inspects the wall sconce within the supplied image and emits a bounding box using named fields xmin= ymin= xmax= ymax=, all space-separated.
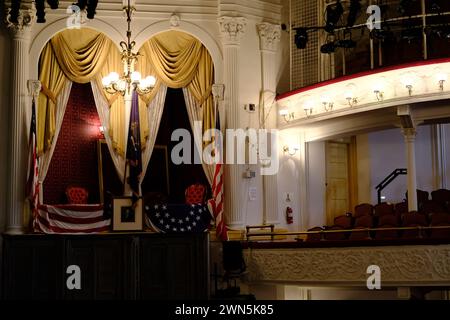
xmin=283 ymin=145 xmax=300 ymax=156
xmin=279 ymin=109 xmax=295 ymax=123
xmin=303 ymin=99 xmax=314 ymax=117
xmin=435 ymin=70 xmax=447 ymax=91
xmin=373 ymin=78 xmax=385 ymax=101
xmin=344 ymin=83 xmax=358 ymax=107
xmin=401 ymin=72 xmax=415 ymax=97
xmin=321 ymin=95 xmax=333 ymax=111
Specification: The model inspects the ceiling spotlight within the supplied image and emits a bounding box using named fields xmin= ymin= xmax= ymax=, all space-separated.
xmin=320 ymin=42 xmax=336 ymax=54
xmin=347 ymin=0 xmax=362 ymax=28
xmin=294 ymin=28 xmax=308 ymax=49
xmin=35 ymin=0 xmax=46 ymax=23
xmin=325 ymin=0 xmax=344 ymax=33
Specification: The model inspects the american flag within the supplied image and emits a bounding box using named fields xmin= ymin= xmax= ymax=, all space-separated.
xmin=145 ymin=203 xmax=212 ymax=233
xmin=207 ymin=104 xmax=227 ymax=241
xmin=26 ymin=98 xmax=40 ymax=232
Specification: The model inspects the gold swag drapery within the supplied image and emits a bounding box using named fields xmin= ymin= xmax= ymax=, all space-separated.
xmin=139 ymin=30 xmax=215 ymax=141
xmin=38 ymin=29 xmax=214 ymax=156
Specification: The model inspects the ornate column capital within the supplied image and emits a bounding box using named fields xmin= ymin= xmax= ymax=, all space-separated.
xmin=5 ymin=6 xmax=35 ymax=39
xmin=257 ymin=22 xmax=281 ymax=52
xmin=218 ymin=16 xmax=247 ymax=46
xmin=402 ymin=127 xmax=417 ymax=142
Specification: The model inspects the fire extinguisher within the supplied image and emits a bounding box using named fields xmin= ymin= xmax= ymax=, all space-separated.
xmin=286 ymin=206 xmax=293 ymax=224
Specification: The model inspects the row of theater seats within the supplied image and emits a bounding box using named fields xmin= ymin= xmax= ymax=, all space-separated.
xmin=307 ymin=188 xmax=450 ymax=241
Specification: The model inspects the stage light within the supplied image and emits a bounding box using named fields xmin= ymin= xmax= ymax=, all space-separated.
xmin=86 ymin=0 xmax=98 ymax=19
xmin=320 ymin=42 xmax=336 ymax=54
xmin=294 ymin=28 xmax=308 ymax=49
xmin=9 ymin=0 xmax=21 ymax=24
xmin=46 ymin=0 xmax=59 ymax=9
xmin=347 ymin=0 xmax=361 ymax=28
xmin=35 ymin=0 xmax=46 ymax=23
xmin=325 ymin=0 xmax=344 ymax=33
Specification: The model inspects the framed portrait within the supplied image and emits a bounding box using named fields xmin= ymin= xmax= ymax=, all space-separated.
xmin=112 ymin=197 xmax=143 ymax=231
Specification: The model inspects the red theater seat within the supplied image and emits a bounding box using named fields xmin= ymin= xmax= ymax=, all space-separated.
xmin=354 ymin=203 xmax=373 ymax=218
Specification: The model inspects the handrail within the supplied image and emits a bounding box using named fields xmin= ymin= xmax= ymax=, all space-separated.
xmin=246 ymin=225 xmax=450 ymax=241
xmin=375 ymin=168 xmax=407 ymax=204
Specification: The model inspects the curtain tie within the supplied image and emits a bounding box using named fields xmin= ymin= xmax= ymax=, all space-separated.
xmin=197 ymin=86 xmax=212 ymax=107
xmin=40 ymin=83 xmax=57 ymax=105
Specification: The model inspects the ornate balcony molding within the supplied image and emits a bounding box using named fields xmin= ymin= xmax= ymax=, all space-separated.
xmin=244 ymin=245 xmax=450 ymax=287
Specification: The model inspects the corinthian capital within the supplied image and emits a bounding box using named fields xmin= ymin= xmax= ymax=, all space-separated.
xmin=5 ymin=6 xmax=35 ymax=38
xmin=218 ymin=16 xmax=247 ymax=46
xmin=257 ymin=22 xmax=281 ymax=52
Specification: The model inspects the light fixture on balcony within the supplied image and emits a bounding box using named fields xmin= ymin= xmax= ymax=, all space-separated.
xmin=279 ymin=109 xmax=295 ymax=123
xmin=373 ymin=78 xmax=385 ymax=101
xmin=321 ymin=95 xmax=333 ymax=111
xmin=435 ymin=69 xmax=447 ymax=91
xmin=401 ymin=72 xmax=415 ymax=97
xmin=303 ymin=98 xmax=314 ymax=117
xmin=102 ymin=0 xmax=156 ymax=96
xmin=344 ymin=83 xmax=358 ymax=107
xmin=283 ymin=145 xmax=300 ymax=156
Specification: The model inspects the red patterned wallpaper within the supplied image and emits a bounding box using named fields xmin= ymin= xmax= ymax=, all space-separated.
xmin=44 ymin=82 xmax=103 ymax=204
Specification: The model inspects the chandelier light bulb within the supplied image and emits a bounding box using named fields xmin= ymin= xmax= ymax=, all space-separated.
xmin=109 ymin=72 xmax=119 ymax=83
xmin=102 ymin=75 xmax=111 ymax=87
xmin=130 ymin=71 xmax=141 ymax=83
xmin=146 ymin=75 xmax=156 ymax=87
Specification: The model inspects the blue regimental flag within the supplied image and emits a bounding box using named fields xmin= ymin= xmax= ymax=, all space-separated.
xmin=126 ymin=90 xmax=142 ymax=198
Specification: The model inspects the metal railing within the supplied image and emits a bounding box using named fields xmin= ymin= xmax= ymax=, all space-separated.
xmin=246 ymin=225 xmax=450 ymax=241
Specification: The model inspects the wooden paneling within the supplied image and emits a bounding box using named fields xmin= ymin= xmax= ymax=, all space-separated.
xmin=2 ymin=233 xmax=209 ymax=300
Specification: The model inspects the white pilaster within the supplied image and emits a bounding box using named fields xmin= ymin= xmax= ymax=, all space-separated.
xmin=431 ymin=124 xmax=448 ymax=190
xmin=218 ymin=16 xmax=246 ymax=229
xmin=257 ymin=22 xmax=281 ymax=225
xmin=403 ymin=128 xmax=418 ymax=211
xmin=5 ymin=7 xmax=34 ymax=234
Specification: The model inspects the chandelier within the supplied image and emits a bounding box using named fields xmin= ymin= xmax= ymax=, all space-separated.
xmin=102 ymin=0 xmax=155 ymax=95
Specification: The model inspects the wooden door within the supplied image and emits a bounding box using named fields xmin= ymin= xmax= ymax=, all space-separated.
xmin=326 ymin=141 xmax=350 ymax=225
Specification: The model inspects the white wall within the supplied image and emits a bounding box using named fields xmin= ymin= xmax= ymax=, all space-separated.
xmin=357 ymin=125 xmax=435 ymax=205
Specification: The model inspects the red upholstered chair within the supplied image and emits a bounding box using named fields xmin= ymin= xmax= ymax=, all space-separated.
xmin=324 ymin=225 xmax=347 ymax=240
xmin=394 ymin=201 xmax=408 ymax=216
xmin=334 ymin=213 xmax=353 ymax=229
xmin=401 ymin=211 xmax=428 ymax=238
xmin=185 ymin=184 xmax=207 ymax=205
xmin=306 ymin=227 xmax=323 ymax=241
xmin=349 ymin=215 xmax=374 ymax=240
xmin=431 ymin=189 xmax=450 ymax=207
xmin=66 ymin=186 xmax=89 ymax=204
xmin=375 ymin=214 xmax=399 ymax=240
xmin=420 ymin=200 xmax=445 ymax=215
xmin=374 ymin=203 xmax=394 ymax=217
xmin=429 ymin=212 xmax=450 ymax=239
xmin=354 ymin=203 xmax=373 ymax=218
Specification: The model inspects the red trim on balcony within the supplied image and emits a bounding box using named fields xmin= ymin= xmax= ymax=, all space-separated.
xmin=276 ymin=57 xmax=450 ymax=101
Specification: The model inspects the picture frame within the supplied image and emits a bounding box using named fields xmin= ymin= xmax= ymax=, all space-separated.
xmin=112 ymin=197 xmax=143 ymax=231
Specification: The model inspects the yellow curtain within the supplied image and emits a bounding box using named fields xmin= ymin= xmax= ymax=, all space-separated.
xmin=37 ymin=43 xmax=67 ymax=155
xmin=50 ymin=29 xmax=112 ymax=83
xmin=139 ymin=31 xmax=215 ymax=134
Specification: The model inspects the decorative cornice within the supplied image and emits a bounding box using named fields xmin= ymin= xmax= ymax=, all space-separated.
xmin=218 ymin=16 xmax=247 ymax=46
xmin=244 ymin=245 xmax=450 ymax=286
xmin=5 ymin=7 xmax=35 ymax=38
xmin=257 ymin=22 xmax=281 ymax=52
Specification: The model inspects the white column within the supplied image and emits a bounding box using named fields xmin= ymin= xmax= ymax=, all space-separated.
xmin=218 ymin=16 xmax=246 ymax=229
xmin=403 ymin=128 xmax=418 ymax=211
xmin=5 ymin=8 xmax=34 ymax=234
xmin=257 ymin=22 xmax=281 ymax=225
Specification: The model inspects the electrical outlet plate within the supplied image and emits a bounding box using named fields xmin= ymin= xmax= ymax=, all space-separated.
xmin=244 ymin=103 xmax=256 ymax=112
